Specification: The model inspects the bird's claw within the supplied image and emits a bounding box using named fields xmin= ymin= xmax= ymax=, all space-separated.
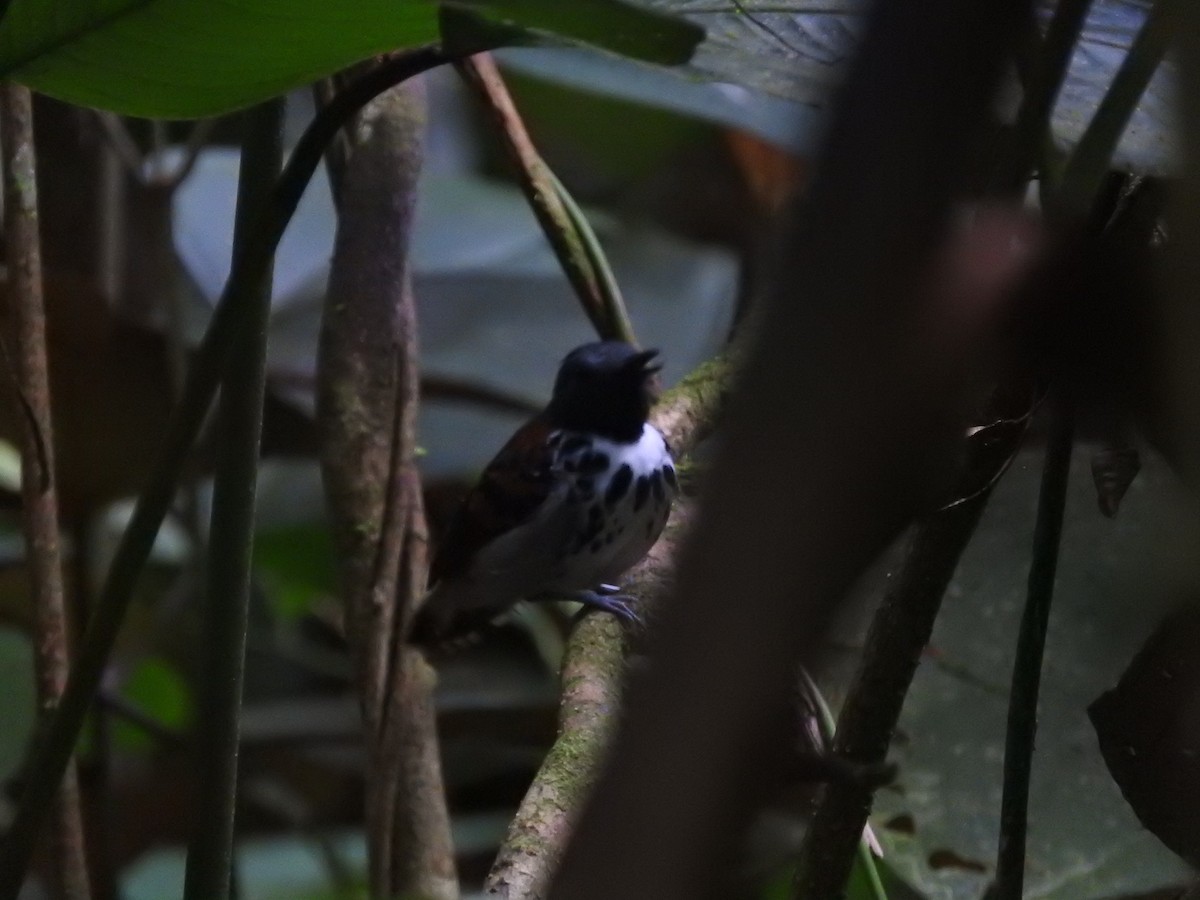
xmin=567 ymin=588 xmax=641 ymax=625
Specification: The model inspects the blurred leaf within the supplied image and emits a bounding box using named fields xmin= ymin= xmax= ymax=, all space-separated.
xmin=1090 ymin=602 xmax=1200 ymax=869
xmin=760 ymin=856 xmax=915 ymax=900
xmin=863 ymin=445 xmax=1193 ymax=899
xmin=445 ymin=0 xmax=703 ymax=65
xmin=504 ymin=67 xmax=710 ymax=181
xmin=0 ymin=0 xmax=701 ymax=118
xmin=0 ymin=440 xmax=20 ymax=494
xmin=114 ymin=657 xmax=193 ymax=751
xmin=254 ymin=525 xmax=337 ymax=621
xmin=0 ymin=629 xmax=36 ymax=783
xmin=506 ymin=1 xmax=1175 ymax=173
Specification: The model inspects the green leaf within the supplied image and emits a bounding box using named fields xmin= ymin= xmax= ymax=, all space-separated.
xmin=0 ymin=630 xmax=36 ymax=783
xmin=114 ymin=657 xmax=193 ymax=751
xmin=0 ymin=1 xmax=437 ymax=118
xmin=761 ymin=856 xmax=907 ymax=900
xmin=254 ymin=525 xmax=337 ymax=621
xmin=445 ymin=0 xmax=702 ymax=66
xmin=0 ymin=0 xmax=702 ymax=119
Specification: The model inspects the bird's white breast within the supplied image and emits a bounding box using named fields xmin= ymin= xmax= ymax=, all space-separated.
xmin=549 ymin=423 xmax=677 ymax=589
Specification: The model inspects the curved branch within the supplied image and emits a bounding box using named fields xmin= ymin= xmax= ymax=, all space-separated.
xmin=484 ymin=356 xmax=730 ymax=899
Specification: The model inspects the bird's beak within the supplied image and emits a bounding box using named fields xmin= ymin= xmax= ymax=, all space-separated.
xmin=626 ymin=347 xmax=662 ymax=377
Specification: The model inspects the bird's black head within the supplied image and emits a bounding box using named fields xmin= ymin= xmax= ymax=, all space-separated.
xmin=545 ymin=341 xmax=660 ymax=442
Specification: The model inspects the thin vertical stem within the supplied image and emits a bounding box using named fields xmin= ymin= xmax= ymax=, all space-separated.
xmin=0 ymin=84 xmax=92 ymax=900
xmin=0 ymin=49 xmax=447 ymax=899
xmin=182 ymin=98 xmax=284 ymax=900
xmin=992 ymin=399 xmax=1075 ymax=898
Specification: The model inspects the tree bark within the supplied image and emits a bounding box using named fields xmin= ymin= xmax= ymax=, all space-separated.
xmin=0 ymin=83 xmax=92 ymax=900
xmin=316 ymin=70 xmax=457 ymax=899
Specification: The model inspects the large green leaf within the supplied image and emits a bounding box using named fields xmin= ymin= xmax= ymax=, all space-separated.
xmin=0 ymin=0 xmax=702 ymax=118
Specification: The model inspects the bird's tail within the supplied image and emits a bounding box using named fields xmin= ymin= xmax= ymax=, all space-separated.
xmin=406 ymin=582 xmax=507 ymax=650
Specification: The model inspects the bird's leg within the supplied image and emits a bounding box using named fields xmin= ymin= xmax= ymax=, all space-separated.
xmin=532 ymin=587 xmax=641 ymax=624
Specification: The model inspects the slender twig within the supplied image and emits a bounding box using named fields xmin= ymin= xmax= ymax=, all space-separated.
xmin=992 ymin=400 xmax=1074 ymax=898
xmin=183 ymin=98 xmax=283 ymax=900
xmin=0 ymin=83 xmax=92 ymax=900
xmin=456 ymin=52 xmax=636 ymax=343
xmin=1054 ymin=0 xmax=1179 ymax=216
xmin=0 ymin=46 xmax=451 ymax=898
xmin=792 ymin=480 xmax=1004 ymax=898
xmin=94 ymin=112 xmax=146 ymax=179
xmin=543 ymin=167 xmax=631 ymax=340
xmin=94 ymin=111 xmax=216 ymax=189
xmin=162 ymin=118 xmax=217 ymax=189
xmin=96 ymin=688 xmax=187 ymax=749
xmin=797 ymin=669 xmax=886 ymax=900
xmin=990 ymin=0 xmax=1093 ymax=195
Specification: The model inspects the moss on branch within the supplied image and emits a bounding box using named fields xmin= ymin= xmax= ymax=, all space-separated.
xmin=483 ymin=354 xmax=728 ymax=899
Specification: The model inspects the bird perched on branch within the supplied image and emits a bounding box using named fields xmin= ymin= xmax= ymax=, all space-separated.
xmin=409 ymin=341 xmax=677 ymax=646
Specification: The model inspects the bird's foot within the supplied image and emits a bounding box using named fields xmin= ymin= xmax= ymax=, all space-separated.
xmin=539 ymin=587 xmax=641 ymax=625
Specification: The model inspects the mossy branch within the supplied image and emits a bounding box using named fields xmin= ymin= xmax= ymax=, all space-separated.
xmin=484 ymin=355 xmax=730 ymax=899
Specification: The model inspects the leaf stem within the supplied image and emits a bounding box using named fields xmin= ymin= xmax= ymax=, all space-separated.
xmin=456 ymin=52 xmax=637 ymax=343
xmin=992 ymin=399 xmax=1074 ymax=899
xmin=798 ymin=669 xmax=887 ymax=900
xmin=182 ymin=97 xmax=283 ymax=900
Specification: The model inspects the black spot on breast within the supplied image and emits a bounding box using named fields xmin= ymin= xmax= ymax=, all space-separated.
xmin=645 ymin=520 xmax=655 ymax=538
xmin=650 ymin=469 xmax=665 ymax=504
xmin=663 ymin=465 xmax=677 ymax=491
xmin=562 ymin=435 xmax=590 ymax=454
xmin=563 ymin=459 xmax=579 ymax=473
xmin=633 ymin=475 xmax=650 ymax=511
xmin=576 ymin=476 xmax=594 ymax=498
xmin=589 ymin=539 xmax=603 ymax=553
xmin=588 ymin=504 xmax=604 ymax=526
xmin=605 ymin=532 xmax=616 ymax=546
xmin=579 ymin=451 xmax=610 ymax=475
xmin=605 ymin=464 xmax=633 ymax=507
